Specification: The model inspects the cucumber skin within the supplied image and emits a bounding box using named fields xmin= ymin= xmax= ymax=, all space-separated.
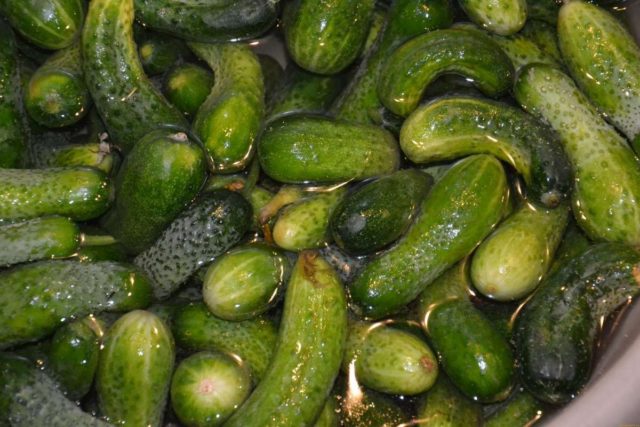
xmin=224 ymin=252 xmax=348 ymax=427
xmin=484 ymin=390 xmax=543 ymax=427
xmin=350 ymin=155 xmax=508 ymax=319
xmin=30 ymin=142 xmax=115 ymax=174
xmin=164 ymin=63 xmax=214 ymax=118
xmin=0 ymin=167 xmax=112 ymax=222
xmin=82 ymin=0 xmax=187 ymax=152
xmin=97 ymin=310 xmax=174 ymax=427
xmin=137 ymin=32 xmax=187 ymax=77
xmin=457 ymin=0 xmax=526 ymax=35
xmin=416 ymin=375 xmax=482 ymax=427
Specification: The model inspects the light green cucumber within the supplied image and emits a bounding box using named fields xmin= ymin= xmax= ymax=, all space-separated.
xmin=484 ymin=389 xmax=544 ymax=427
xmin=164 ymin=63 xmax=214 ymax=118
xmin=457 ymin=0 xmax=526 ymax=35
xmin=30 ymin=140 xmax=114 ymax=174
xmin=415 ymin=375 xmax=482 ymax=427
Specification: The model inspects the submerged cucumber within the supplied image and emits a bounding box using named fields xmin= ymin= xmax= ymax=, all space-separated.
xmin=164 ymin=63 xmax=214 ymax=118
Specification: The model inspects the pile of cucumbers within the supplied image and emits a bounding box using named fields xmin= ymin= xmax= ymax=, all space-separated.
xmin=1 ymin=0 xmax=640 ymax=425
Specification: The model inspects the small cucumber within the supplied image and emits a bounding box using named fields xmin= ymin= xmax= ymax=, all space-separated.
xmin=350 ymin=155 xmax=508 ymax=319
xmin=164 ymin=63 xmax=214 ymax=118
xmin=170 ymin=351 xmax=252 ymax=427
xmin=484 ymin=389 xmax=544 ymax=427
xmin=224 ymin=252 xmax=348 ymax=427
xmin=30 ymin=140 xmax=115 ymax=174
xmin=378 ymin=28 xmax=514 ymax=117
xmin=415 ymin=375 xmax=482 ymax=427
xmin=457 ymin=0 xmax=526 ymax=35
xmin=337 ymin=383 xmax=407 ymax=427
xmin=97 ymin=310 xmax=174 ymax=427
xmin=137 ymin=31 xmax=188 ymax=76
xmin=258 ymin=115 xmax=400 ymax=184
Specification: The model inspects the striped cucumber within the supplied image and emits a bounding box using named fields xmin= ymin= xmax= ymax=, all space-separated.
xmin=457 ymin=0 xmax=527 ymax=35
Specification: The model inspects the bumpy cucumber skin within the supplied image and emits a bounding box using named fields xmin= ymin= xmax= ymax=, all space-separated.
xmin=82 ymin=0 xmax=187 ymax=152
xmin=97 ymin=310 xmax=174 ymax=427
xmin=189 ymin=42 xmax=265 ymax=173
xmin=259 ymin=115 xmax=400 ymax=184
xmin=416 ymin=375 xmax=482 ymax=427
xmin=30 ymin=142 xmax=114 ymax=174
xmin=172 ymin=302 xmax=278 ymax=381
xmin=285 ymin=0 xmax=376 ymax=74
xmin=378 ymin=28 xmax=514 ymax=117
xmin=514 ymin=243 xmax=640 ymax=404
xmin=164 ymin=63 xmax=214 ymax=118
xmin=350 ymin=155 xmax=508 ymax=319
xmin=0 ymin=216 xmax=79 ymax=267
xmin=484 ymin=390 xmax=543 ymax=427
xmin=0 ymin=260 xmax=152 ymax=350
xmin=225 ymin=252 xmax=347 ymax=427
xmin=559 ymin=1 xmax=640 ymax=144
xmin=458 ymin=0 xmax=526 ymax=35
xmin=0 ymin=167 xmax=112 ymax=222
xmin=515 ymin=64 xmax=640 ymax=246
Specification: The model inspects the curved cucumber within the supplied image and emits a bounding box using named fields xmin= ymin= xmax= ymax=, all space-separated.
xmin=189 ymin=42 xmax=265 ymax=173
xmin=31 ymin=140 xmax=115 ymax=174
xmin=82 ymin=0 xmax=187 ymax=152
xmin=457 ymin=0 xmax=526 ymax=35
xmin=515 ymin=64 xmax=640 ymax=245
xmin=224 ymin=252 xmax=348 ymax=427
xmin=164 ymin=63 xmax=214 ymax=118
xmin=97 ymin=310 xmax=174 ymax=427
xmin=350 ymin=155 xmax=508 ymax=319
xmin=378 ymin=28 xmax=514 ymax=117
xmin=416 ymin=375 xmax=482 ymax=427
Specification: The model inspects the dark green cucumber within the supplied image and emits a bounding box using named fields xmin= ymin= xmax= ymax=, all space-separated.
xmin=337 ymin=383 xmax=407 ymax=427
xmin=134 ymin=0 xmax=278 ymax=43
xmin=484 ymin=389 xmax=544 ymax=427
xmin=170 ymin=351 xmax=252 ymax=427
xmin=415 ymin=375 xmax=482 ymax=427
xmin=30 ymin=140 xmax=115 ymax=174
xmin=82 ymin=0 xmax=188 ymax=152
xmin=205 ymin=174 xmax=274 ymax=228
xmin=97 ymin=310 xmax=174 ymax=427
xmin=225 ymin=251 xmax=348 ymax=427
xmin=102 ymin=129 xmax=207 ymax=254
xmin=378 ymin=28 xmax=514 ymax=117
xmin=189 ymin=42 xmax=265 ymax=173
xmin=0 ymin=167 xmax=112 ymax=222
xmin=172 ymin=302 xmax=278 ymax=381
xmin=258 ymin=54 xmax=285 ymax=104
xmin=514 ymin=243 xmax=640 ymax=404
xmin=0 ymin=260 xmax=152 ymax=350
xmin=258 ymin=115 xmax=400 ymax=183
xmin=284 ymin=0 xmax=376 ymax=74
xmin=349 ymin=155 xmax=508 ymax=319
xmin=163 ymin=63 xmax=214 ymax=118
xmin=137 ymin=31 xmax=188 ymax=76
xmin=331 ymin=169 xmax=433 ymax=255
xmin=526 ymin=0 xmax=559 ymax=24
xmin=457 ymin=0 xmax=526 ymax=35
xmin=134 ymin=190 xmax=252 ymax=299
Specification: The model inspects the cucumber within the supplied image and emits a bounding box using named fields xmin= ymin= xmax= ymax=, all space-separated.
xmin=415 ymin=375 xmax=482 ymax=427
xmin=134 ymin=190 xmax=252 ymax=299
xmin=97 ymin=310 xmax=174 ymax=427
xmin=102 ymin=129 xmax=207 ymax=254
xmin=513 ymin=243 xmax=640 ymax=404
xmin=337 ymin=383 xmax=407 ymax=427
xmin=0 ymin=167 xmax=112 ymax=222
xmin=137 ymin=31 xmax=188 ymax=77
xmin=520 ymin=19 xmax=563 ymax=64
xmin=30 ymin=141 xmax=115 ymax=174
xmin=224 ymin=251 xmax=348 ymax=427
xmin=330 ymin=169 xmax=433 ymax=255
xmin=189 ymin=42 xmax=265 ymax=173
xmin=205 ymin=174 xmax=274 ymax=228
xmin=319 ymin=244 xmax=367 ymax=284
xmin=314 ymin=397 xmax=339 ymax=427
xmin=457 ymin=0 xmax=526 ymax=35
xmin=548 ymin=220 xmax=591 ymax=274
xmin=0 ymin=260 xmax=152 ymax=350
xmin=349 ymin=155 xmax=508 ymax=319
xmin=558 ymin=1 xmax=640 ymax=144
xmin=170 ymin=351 xmax=252 ymax=427
xmin=378 ymin=28 xmax=514 ymax=117
xmin=172 ymin=302 xmax=278 ymax=381
xmin=484 ymin=389 xmax=544 ymax=427
xmin=0 ymin=216 xmax=79 ymax=267
xmin=82 ymin=0 xmax=188 ymax=152
xmin=258 ymin=115 xmax=400 ymax=184
xmin=514 ymin=64 xmax=640 ymax=245
xmin=164 ymin=63 xmax=214 ymax=118
xmin=284 ymin=0 xmax=377 ymax=74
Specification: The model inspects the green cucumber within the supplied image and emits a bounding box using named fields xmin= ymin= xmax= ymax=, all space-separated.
xmin=258 ymin=115 xmax=400 ymax=183
xmin=558 ymin=1 xmax=640 ymax=144
xmin=337 ymin=384 xmax=407 ymax=427
xmin=172 ymin=302 xmax=278 ymax=381
xmin=164 ymin=63 xmax=214 ymax=118
xmin=314 ymin=397 xmax=339 ymax=427
xmin=520 ymin=19 xmax=563 ymax=64
xmin=137 ymin=31 xmax=188 ymax=77
xmin=0 ymin=216 xmax=79 ymax=267
xmin=224 ymin=251 xmax=348 ymax=427
xmin=484 ymin=389 xmax=544 ymax=427
xmin=514 ymin=64 xmax=640 ymax=245
xmin=415 ymin=375 xmax=482 ymax=427
xmin=170 ymin=351 xmax=252 ymax=427
xmin=102 ymin=129 xmax=207 ymax=254
xmin=0 ymin=260 xmax=152 ymax=350
xmin=284 ymin=0 xmax=377 ymax=74
xmin=97 ymin=310 xmax=174 ymax=427
xmin=134 ymin=190 xmax=252 ymax=299
xmin=73 ymin=230 xmax=128 ymax=262
xmin=30 ymin=141 xmax=115 ymax=174
xmin=0 ymin=167 xmax=112 ymax=222
xmin=330 ymin=169 xmax=433 ymax=255
xmin=378 ymin=28 xmax=514 ymax=117
xmin=189 ymin=42 xmax=265 ymax=173
xmin=350 ymin=155 xmax=508 ymax=319
xmin=514 ymin=243 xmax=640 ymax=404
xmin=457 ymin=0 xmax=526 ymax=35
xmin=258 ymin=54 xmax=285 ymax=104
xmin=526 ymin=0 xmax=559 ymax=24
xmin=82 ymin=0 xmax=188 ymax=152
xmin=548 ymin=220 xmax=591 ymax=274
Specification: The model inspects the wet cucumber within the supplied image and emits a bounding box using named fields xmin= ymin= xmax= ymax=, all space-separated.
xmin=136 ymin=31 xmax=188 ymax=77
xmin=457 ymin=0 xmax=526 ymax=35
xmin=520 ymin=19 xmax=563 ymax=64
xmin=415 ymin=375 xmax=482 ymax=427
xmin=548 ymin=220 xmax=591 ymax=274
xmin=30 ymin=141 xmax=115 ymax=174
xmin=163 ymin=63 xmax=214 ymax=118
xmin=484 ymin=389 xmax=544 ymax=427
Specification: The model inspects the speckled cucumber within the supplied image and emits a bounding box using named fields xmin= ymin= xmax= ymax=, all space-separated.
xmin=189 ymin=42 xmax=264 ymax=173
xmin=259 ymin=115 xmax=400 ymax=183
xmin=30 ymin=141 xmax=115 ymax=174
xmin=515 ymin=64 xmax=640 ymax=245
xmin=520 ymin=19 xmax=563 ymax=64
xmin=484 ymin=389 xmax=544 ymax=427
xmin=136 ymin=31 xmax=188 ymax=76
xmin=457 ymin=0 xmax=526 ymax=35
xmin=349 ymin=155 xmax=508 ymax=319
xmin=0 ymin=260 xmax=152 ymax=349
xmin=82 ymin=0 xmax=188 ymax=152
xmin=284 ymin=0 xmax=376 ymax=74
xmin=558 ymin=1 xmax=640 ymax=145
xmin=415 ymin=375 xmax=482 ymax=427
xmin=378 ymin=28 xmax=514 ymax=117
xmin=225 ymin=252 xmax=347 ymax=427
xmin=97 ymin=310 xmax=174 ymax=427
xmin=163 ymin=63 xmax=214 ymax=118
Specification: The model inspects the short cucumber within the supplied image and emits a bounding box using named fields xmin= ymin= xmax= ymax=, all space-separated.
xmin=136 ymin=31 xmax=188 ymax=77
xmin=163 ymin=63 xmax=214 ymax=118
xmin=484 ymin=389 xmax=544 ymax=427
xmin=457 ymin=0 xmax=526 ymax=35
xmin=415 ymin=375 xmax=482 ymax=427
xmin=30 ymin=140 xmax=115 ymax=174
